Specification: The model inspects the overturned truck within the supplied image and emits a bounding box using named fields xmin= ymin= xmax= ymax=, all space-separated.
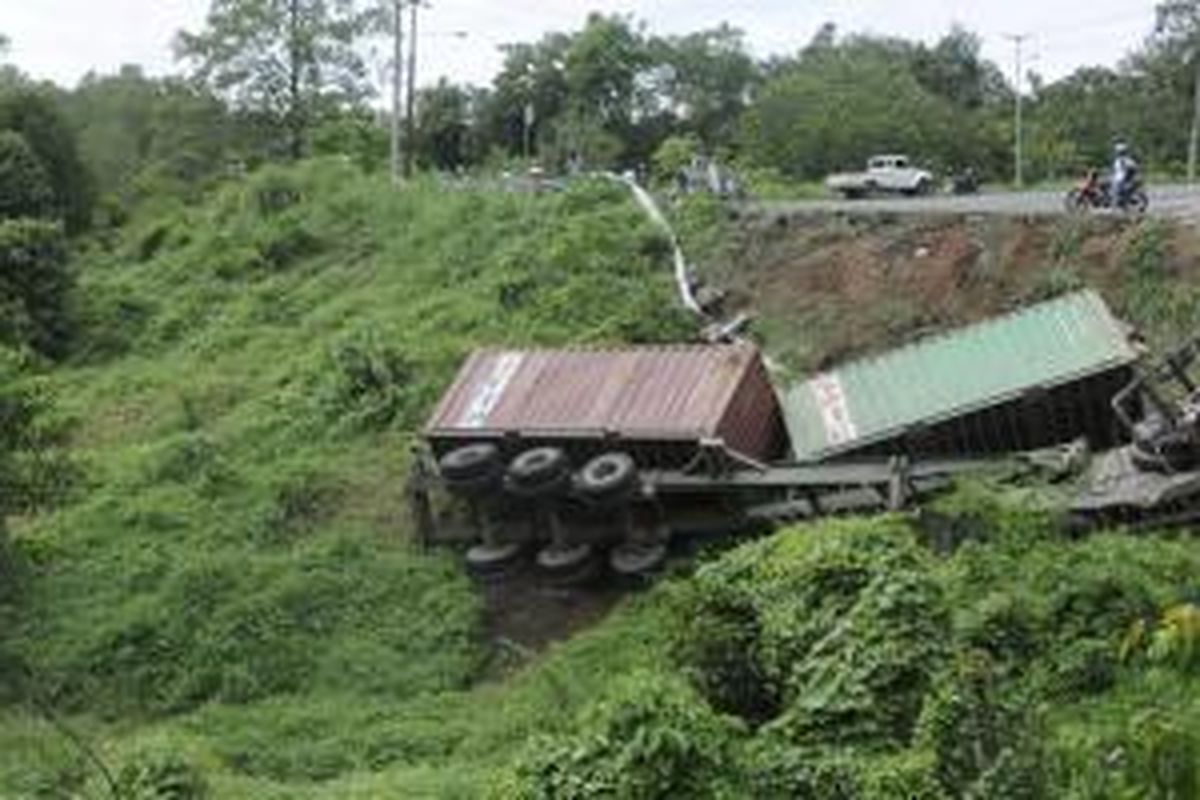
xmin=410 ymin=290 xmax=1142 ymax=580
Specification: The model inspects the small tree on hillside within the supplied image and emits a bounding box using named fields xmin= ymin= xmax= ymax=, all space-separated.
xmin=0 ymin=219 xmax=73 ymax=358
xmin=0 ymin=131 xmax=53 ymax=219
xmin=0 ymin=88 xmax=95 ymax=232
xmin=176 ymin=0 xmax=374 ymax=161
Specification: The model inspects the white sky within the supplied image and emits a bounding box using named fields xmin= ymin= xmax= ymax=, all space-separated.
xmin=0 ymin=1 xmax=1165 ymax=93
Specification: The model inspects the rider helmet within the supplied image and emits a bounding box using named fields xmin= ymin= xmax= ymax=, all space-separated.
xmin=1114 ymin=142 xmax=1129 ymax=156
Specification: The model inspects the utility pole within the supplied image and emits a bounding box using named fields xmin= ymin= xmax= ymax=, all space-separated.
xmin=1005 ymin=33 xmax=1029 ymax=189
xmin=390 ymin=0 xmax=404 ymax=185
xmin=1190 ymin=57 xmax=1200 ymax=182
xmin=404 ymin=1 xmax=422 ymax=178
xmin=1157 ymin=2 xmax=1200 ymax=182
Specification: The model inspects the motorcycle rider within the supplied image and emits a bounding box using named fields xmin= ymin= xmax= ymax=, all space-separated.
xmin=1111 ymin=142 xmax=1138 ymax=208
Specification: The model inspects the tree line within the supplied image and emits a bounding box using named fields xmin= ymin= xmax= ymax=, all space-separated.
xmin=4 ymin=1 xmax=1200 ymax=229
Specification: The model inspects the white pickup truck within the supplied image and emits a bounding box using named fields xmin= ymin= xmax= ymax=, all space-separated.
xmin=825 ymin=155 xmax=936 ymax=199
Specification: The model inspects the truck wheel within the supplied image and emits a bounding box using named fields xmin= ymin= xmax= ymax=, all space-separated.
xmin=536 ymin=543 xmax=600 ymax=586
xmin=610 ymin=542 xmax=667 ymax=577
xmin=466 ymin=542 xmax=524 ymax=576
xmin=576 ymin=452 xmax=638 ymax=501
xmin=439 ymin=443 xmax=500 ymax=483
xmin=505 ymin=447 xmax=571 ymax=496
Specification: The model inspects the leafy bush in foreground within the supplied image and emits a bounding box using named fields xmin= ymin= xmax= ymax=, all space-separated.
xmin=507 ymin=670 xmax=745 ymax=800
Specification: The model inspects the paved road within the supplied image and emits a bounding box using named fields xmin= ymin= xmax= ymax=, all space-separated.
xmin=748 ymin=183 xmax=1200 ymax=219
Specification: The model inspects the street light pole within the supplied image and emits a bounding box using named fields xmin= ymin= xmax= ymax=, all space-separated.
xmin=404 ymin=1 xmax=421 ymax=179
xmin=1189 ymin=57 xmax=1200 ymax=182
xmin=390 ymin=0 xmax=403 ymax=185
xmin=1005 ymin=33 xmax=1029 ymax=188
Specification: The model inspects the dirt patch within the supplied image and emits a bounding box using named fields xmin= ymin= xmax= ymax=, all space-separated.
xmin=478 ymin=566 xmax=626 ymax=665
xmin=704 ymin=211 xmax=1150 ymax=372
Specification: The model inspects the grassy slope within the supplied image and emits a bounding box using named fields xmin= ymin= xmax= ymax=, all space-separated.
xmin=0 ymin=160 xmax=692 ymax=796
xmin=3 ymin=164 xmax=1199 ymax=798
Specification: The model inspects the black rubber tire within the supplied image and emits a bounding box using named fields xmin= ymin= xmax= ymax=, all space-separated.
xmin=506 ymin=447 xmax=570 ymax=490
xmin=536 ymin=545 xmax=602 ymax=587
xmin=439 ymin=443 xmax=500 ymax=483
xmin=467 ymin=541 xmax=523 ymax=569
xmin=610 ymin=542 xmax=668 ymax=577
xmin=536 ymin=543 xmax=594 ymax=572
xmin=1128 ymin=190 xmax=1149 ymax=215
xmin=442 ymin=469 xmax=502 ymax=499
xmin=1064 ymin=189 xmax=1085 ymax=213
xmin=576 ymin=452 xmax=638 ymax=500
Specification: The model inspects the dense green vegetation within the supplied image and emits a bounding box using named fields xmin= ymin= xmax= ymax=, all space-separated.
xmin=3 ymin=2 xmax=1200 ymax=797
xmin=0 ymin=160 xmax=694 ymax=796
xmin=0 ymin=155 xmax=1196 ymax=797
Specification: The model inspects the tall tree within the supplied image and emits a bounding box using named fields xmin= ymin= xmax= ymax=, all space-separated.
xmin=741 ymin=37 xmax=960 ymax=179
xmin=176 ymin=0 xmax=373 ymax=160
xmin=1148 ymin=1 xmax=1200 ymax=176
xmin=488 ymin=33 xmax=572 ymax=158
xmin=69 ymin=67 xmax=237 ymax=201
xmin=649 ymin=25 xmax=759 ymax=148
xmin=0 ymin=132 xmax=53 ymax=220
xmin=0 ymin=88 xmax=95 ymax=232
xmin=412 ymin=79 xmax=477 ymax=170
xmin=911 ymin=26 xmax=1008 ymax=110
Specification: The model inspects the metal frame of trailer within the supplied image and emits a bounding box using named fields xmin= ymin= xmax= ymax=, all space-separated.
xmin=407 ymin=434 xmax=996 ymax=580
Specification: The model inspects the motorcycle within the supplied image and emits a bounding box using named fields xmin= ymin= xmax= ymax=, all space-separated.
xmin=951 ymin=167 xmax=980 ymax=195
xmin=1064 ymin=170 xmax=1149 ymax=213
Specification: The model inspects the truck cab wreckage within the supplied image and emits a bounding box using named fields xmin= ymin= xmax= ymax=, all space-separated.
xmin=408 ymin=290 xmax=1187 ymax=581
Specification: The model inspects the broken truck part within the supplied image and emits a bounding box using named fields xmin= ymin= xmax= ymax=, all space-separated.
xmin=1071 ymin=331 xmax=1200 ymax=530
xmin=411 ymin=291 xmax=1145 ymax=580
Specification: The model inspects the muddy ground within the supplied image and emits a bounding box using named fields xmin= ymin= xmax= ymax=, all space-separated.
xmin=705 ymin=211 xmax=1200 ymax=378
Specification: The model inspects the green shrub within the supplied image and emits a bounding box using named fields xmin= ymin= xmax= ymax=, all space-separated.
xmin=0 ymin=218 xmax=73 ymax=357
xmin=116 ymin=748 xmax=209 ymax=799
xmin=0 ymin=347 xmax=70 ymax=519
xmin=650 ymin=134 xmax=700 ymax=185
xmin=666 ymin=579 xmax=780 ymax=724
xmin=0 ymin=87 xmax=95 ymax=231
xmin=669 ymin=518 xmax=951 ymax=749
xmin=0 ymin=130 xmax=53 ymax=219
xmin=916 ymin=651 xmax=1048 ymax=799
xmin=508 ymin=670 xmax=744 ymax=799
xmin=314 ymin=327 xmax=421 ymax=431
xmin=1125 ymin=709 xmax=1199 ymax=800
xmin=1042 ymin=638 xmax=1118 ymax=700
xmin=739 ymin=742 xmax=862 ymax=800
xmin=958 ymin=592 xmax=1043 ymax=671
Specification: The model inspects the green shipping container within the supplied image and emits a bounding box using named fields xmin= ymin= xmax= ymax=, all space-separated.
xmin=783 ymin=290 xmax=1140 ymax=462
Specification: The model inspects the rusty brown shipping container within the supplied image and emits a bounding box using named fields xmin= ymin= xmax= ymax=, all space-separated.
xmin=424 ymin=344 xmax=786 ymax=467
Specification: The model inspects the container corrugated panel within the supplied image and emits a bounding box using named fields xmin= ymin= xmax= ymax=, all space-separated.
xmin=783 ymin=290 xmax=1139 ymax=462
xmin=425 ymin=344 xmax=785 ymax=465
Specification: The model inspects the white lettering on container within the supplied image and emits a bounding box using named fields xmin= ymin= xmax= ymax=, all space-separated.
xmin=460 ymin=352 xmax=524 ymax=428
xmin=810 ymin=373 xmax=858 ymax=446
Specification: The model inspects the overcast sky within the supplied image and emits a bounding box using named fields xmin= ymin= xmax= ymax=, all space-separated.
xmin=0 ymin=0 xmax=1165 ymax=94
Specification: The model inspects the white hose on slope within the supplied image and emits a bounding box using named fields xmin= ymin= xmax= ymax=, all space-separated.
xmin=604 ymin=173 xmax=704 ymax=316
